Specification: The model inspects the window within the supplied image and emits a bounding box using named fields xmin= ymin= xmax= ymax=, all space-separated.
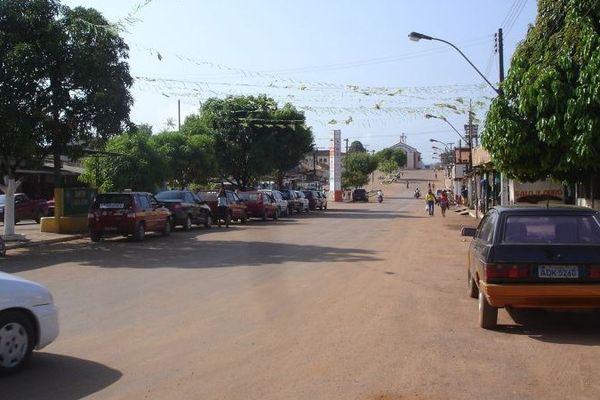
xmin=185 ymin=192 xmax=195 ymax=203
xmin=148 ymin=195 xmax=159 ymax=209
xmin=137 ymin=195 xmax=150 ymax=209
xmin=502 ymin=215 xmax=600 ymax=244
xmin=477 ymin=212 xmax=497 ymax=243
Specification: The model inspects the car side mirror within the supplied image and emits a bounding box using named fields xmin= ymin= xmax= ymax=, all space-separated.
xmin=461 ymin=227 xmax=477 ymax=237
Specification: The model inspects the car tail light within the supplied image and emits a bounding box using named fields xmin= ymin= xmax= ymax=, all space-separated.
xmin=484 ymin=264 xmax=530 ymax=281
xmin=589 ymin=266 xmax=600 ymax=279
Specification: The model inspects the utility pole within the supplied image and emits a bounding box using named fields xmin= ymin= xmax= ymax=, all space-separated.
xmin=344 ymin=138 xmax=349 ymax=154
xmin=498 ymin=28 xmax=510 ymax=207
xmin=469 ymin=99 xmax=477 ymax=218
xmin=177 ymin=99 xmax=181 ymax=132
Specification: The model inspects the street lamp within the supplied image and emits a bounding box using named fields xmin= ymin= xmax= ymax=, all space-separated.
xmin=426 ymin=115 xmax=467 ymax=143
xmin=408 ymin=32 xmax=500 ymax=95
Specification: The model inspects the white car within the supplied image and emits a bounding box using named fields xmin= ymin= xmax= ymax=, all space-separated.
xmin=294 ymin=190 xmax=310 ymax=213
xmin=0 ymin=272 xmax=59 ymax=374
xmin=260 ymin=190 xmax=289 ymax=217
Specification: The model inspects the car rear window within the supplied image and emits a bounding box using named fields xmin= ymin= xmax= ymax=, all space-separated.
xmin=503 ymin=215 xmax=600 ymax=244
xmin=198 ymin=192 xmax=217 ymax=201
xmin=94 ymin=194 xmax=133 ymax=209
xmin=155 ymin=191 xmax=185 ymax=201
xmin=238 ymin=193 xmax=259 ymax=202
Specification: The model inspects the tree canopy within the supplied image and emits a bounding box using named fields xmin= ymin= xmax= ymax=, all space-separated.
xmin=342 ymin=152 xmax=378 ymax=188
xmin=482 ymin=0 xmax=600 ymax=182
xmin=79 ymin=129 xmax=168 ymax=192
xmin=376 ymin=148 xmax=407 ymax=174
xmin=0 ymin=0 xmax=133 ymax=186
xmin=348 ymin=140 xmax=367 ymax=153
xmin=199 ymin=95 xmax=313 ymax=188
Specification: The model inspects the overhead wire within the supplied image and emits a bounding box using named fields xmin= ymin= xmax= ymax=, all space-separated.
xmin=505 ymin=0 xmax=529 ymax=37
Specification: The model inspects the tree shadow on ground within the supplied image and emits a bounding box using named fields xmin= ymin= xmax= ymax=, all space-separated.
xmin=1 ymin=353 xmax=121 ymax=400
xmin=495 ymin=309 xmax=600 ymax=346
xmin=4 ymin=236 xmax=382 ymax=273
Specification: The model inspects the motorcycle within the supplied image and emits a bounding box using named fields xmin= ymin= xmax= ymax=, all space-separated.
xmin=414 ymin=191 xmax=421 ymax=199
xmin=377 ymin=194 xmax=383 ymax=203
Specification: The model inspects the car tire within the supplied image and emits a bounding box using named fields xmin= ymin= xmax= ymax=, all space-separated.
xmin=90 ymin=231 xmax=102 ymax=242
xmin=262 ymin=210 xmax=267 ymax=221
xmin=324 ymin=204 xmax=327 ymax=210
xmin=478 ymin=291 xmax=498 ymax=329
xmin=162 ymin=218 xmax=171 ymax=236
xmin=468 ymin=271 xmax=479 ymax=299
xmin=183 ymin=215 xmax=192 ymax=231
xmin=34 ymin=210 xmax=43 ymax=224
xmin=133 ymin=222 xmax=145 ymax=242
xmin=204 ymin=213 xmax=212 ymax=228
xmin=0 ymin=310 xmax=35 ymax=376
xmin=273 ymin=209 xmax=279 ymax=221
xmin=241 ymin=213 xmax=247 ymax=224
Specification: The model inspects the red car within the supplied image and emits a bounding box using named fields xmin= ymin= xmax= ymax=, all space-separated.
xmin=238 ymin=191 xmax=279 ymax=221
xmin=88 ymin=192 xmax=171 ymax=242
xmin=197 ymin=191 xmax=248 ymax=224
xmin=0 ymin=193 xmax=50 ymax=224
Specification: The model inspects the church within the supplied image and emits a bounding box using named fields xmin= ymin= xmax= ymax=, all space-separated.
xmin=389 ymin=134 xmax=423 ymax=170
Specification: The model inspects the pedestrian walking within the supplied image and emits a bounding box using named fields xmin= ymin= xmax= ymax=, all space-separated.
xmin=439 ymin=190 xmax=449 ymax=217
xmin=406 ymin=180 xmax=409 ymax=188
xmin=425 ymin=189 xmax=436 ymax=216
xmin=217 ymin=187 xmax=230 ymax=228
xmin=428 ymin=182 xmax=431 ymax=190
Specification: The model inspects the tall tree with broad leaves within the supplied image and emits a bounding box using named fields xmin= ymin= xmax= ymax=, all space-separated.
xmin=342 ymin=152 xmax=378 ymax=189
xmin=376 ymin=148 xmax=407 ymax=174
xmin=482 ymin=0 xmax=600 ymax=183
xmin=199 ymin=95 xmax=277 ymax=189
xmin=0 ymin=0 xmax=55 ymax=236
xmin=268 ymin=104 xmax=314 ymax=188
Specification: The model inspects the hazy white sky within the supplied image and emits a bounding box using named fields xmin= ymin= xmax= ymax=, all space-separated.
xmin=62 ymin=0 xmax=536 ymax=162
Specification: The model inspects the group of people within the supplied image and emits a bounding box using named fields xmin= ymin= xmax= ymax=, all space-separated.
xmin=424 ymin=189 xmax=449 ymax=217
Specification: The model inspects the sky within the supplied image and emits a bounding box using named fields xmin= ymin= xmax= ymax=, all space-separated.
xmin=61 ymin=0 xmax=537 ymax=163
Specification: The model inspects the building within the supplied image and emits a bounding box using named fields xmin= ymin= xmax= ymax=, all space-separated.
xmin=389 ymin=134 xmax=423 ymax=169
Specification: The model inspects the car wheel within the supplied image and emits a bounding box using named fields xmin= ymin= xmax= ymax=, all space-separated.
xmin=162 ymin=218 xmax=171 ymax=236
xmin=241 ymin=213 xmax=248 ymax=224
xmin=478 ymin=291 xmax=498 ymax=329
xmin=0 ymin=240 xmax=5 ymax=257
xmin=90 ymin=231 xmax=102 ymax=242
xmin=204 ymin=213 xmax=212 ymax=228
xmin=273 ymin=209 xmax=279 ymax=221
xmin=468 ymin=271 xmax=479 ymax=299
xmin=0 ymin=310 xmax=35 ymax=375
xmin=183 ymin=215 xmax=192 ymax=231
xmin=133 ymin=222 xmax=145 ymax=242
xmin=324 ymin=204 xmax=327 ymax=210
xmin=34 ymin=210 xmax=43 ymax=224
xmin=262 ymin=210 xmax=267 ymax=221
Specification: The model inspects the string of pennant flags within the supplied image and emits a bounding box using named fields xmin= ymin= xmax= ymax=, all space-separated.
xmin=76 ymin=0 xmax=496 ymax=130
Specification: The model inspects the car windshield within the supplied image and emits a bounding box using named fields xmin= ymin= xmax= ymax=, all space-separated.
xmin=155 ymin=191 xmax=185 ymax=200
xmin=503 ymin=215 xmax=600 ymax=244
xmin=94 ymin=194 xmax=133 ymax=209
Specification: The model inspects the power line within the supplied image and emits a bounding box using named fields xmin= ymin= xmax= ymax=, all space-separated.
xmin=500 ymin=0 xmax=521 ymax=29
xmin=505 ymin=0 xmax=529 ymax=37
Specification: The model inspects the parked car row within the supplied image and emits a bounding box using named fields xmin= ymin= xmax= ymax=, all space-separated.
xmin=87 ymin=189 xmax=328 ymax=242
xmin=0 ymin=193 xmax=51 ymax=224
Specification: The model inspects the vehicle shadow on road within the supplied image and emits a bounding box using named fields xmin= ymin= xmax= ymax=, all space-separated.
xmin=496 ymin=309 xmax=600 ymax=345
xmin=4 ymin=238 xmax=383 ymax=273
xmin=1 ymin=353 xmax=121 ymax=400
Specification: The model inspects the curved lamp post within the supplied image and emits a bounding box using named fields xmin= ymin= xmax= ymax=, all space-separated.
xmin=409 ymin=32 xmax=500 ymax=95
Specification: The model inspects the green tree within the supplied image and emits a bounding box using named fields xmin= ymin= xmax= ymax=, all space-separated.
xmin=342 ymin=152 xmax=378 ymax=188
xmin=0 ymin=0 xmax=55 ymax=236
xmin=269 ymin=104 xmax=314 ymax=187
xmin=482 ymin=0 xmax=600 ymax=182
xmin=348 ymin=140 xmax=367 ymax=153
xmin=1 ymin=0 xmax=133 ymax=186
xmin=80 ymin=130 xmax=169 ymax=192
xmin=376 ymin=148 xmax=407 ymax=174
xmin=149 ymin=131 xmax=216 ymax=188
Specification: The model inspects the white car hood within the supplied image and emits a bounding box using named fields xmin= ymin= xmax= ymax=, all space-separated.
xmin=0 ymin=272 xmax=53 ymax=309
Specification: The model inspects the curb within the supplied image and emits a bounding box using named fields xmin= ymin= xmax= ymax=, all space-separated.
xmin=5 ymin=234 xmax=87 ymax=250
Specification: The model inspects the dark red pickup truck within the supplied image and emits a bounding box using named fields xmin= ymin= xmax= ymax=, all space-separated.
xmin=0 ymin=193 xmax=50 ymax=224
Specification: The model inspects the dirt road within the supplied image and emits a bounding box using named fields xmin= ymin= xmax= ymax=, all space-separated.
xmin=2 ymin=170 xmax=600 ymax=400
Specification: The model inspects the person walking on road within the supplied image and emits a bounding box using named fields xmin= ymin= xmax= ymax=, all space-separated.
xmin=425 ymin=189 xmax=436 ymax=216
xmin=439 ymin=190 xmax=449 ymax=217
xmin=217 ymin=187 xmax=230 ymax=228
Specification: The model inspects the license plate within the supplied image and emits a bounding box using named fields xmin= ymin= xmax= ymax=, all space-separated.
xmin=538 ymin=265 xmax=579 ymax=279
xmin=104 ymin=227 xmax=118 ymax=232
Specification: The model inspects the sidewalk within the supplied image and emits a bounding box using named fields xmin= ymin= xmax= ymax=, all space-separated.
xmin=0 ymin=221 xmax=86 ymax=250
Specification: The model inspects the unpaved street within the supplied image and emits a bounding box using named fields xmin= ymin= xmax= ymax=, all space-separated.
xmin=2 ymin=170 xmax=600 ymax=400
